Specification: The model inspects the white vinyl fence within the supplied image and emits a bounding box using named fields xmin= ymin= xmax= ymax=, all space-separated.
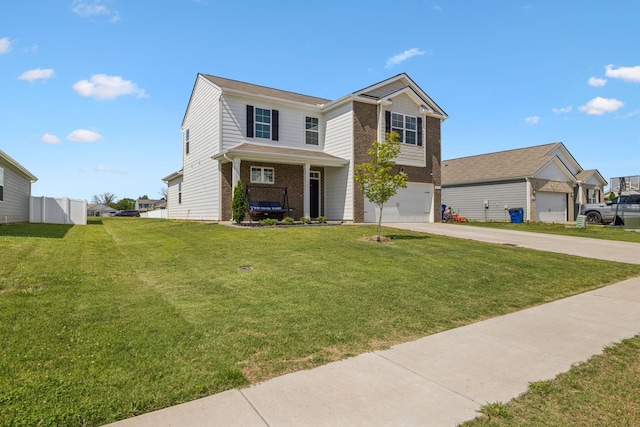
xmin=30 ymin=196 xmax=87 ymax=225
xmin=141 ymin=209 xmax=168 ymax=219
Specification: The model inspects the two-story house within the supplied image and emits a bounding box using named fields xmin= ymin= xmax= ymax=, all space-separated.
xmin=162 ymin=73 xmax=447 ymax=222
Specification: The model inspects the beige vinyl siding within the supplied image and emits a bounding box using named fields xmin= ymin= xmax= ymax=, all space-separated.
xmin=165 ymin=176 xmax=183 ymax=220
xmin=535 ymin=161 xmax=574 ymax=182
xmin=178 ymin=75 xmax=221 ymax=220
xmin=0 ymin=161 xmax=32 ymax=223
xmin=365 ymin=78 xmax=410 ymax=98
xmin=442 ymin=181 xmax=527 ymax=221
xmin=323 ymin=102 xmax=353 ymax=221
xmin=221 ymin=93 xmax=324 ymax=151
xmin=381 ymin=94 xmax=425 ymax=167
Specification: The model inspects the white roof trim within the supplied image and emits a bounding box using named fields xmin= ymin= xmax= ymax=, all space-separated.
xmin=0 ymin=149 xmax=37 ymax=182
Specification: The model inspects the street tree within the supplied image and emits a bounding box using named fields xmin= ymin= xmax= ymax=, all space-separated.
xmin=354 ymin=132 xmax=408 ymax=242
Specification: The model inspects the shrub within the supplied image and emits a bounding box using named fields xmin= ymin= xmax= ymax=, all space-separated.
xmin=259 ymin=218 xmax=278 ymax=226
xmin=316 ymin=216 xmax=327 ymax=224
xmin=231 ymin=181 xmax=247 ymax=224
xmin=282 ymin=216 xmax=294 ymax=225
xmin=300 ymin=217 xmax=311 ymax=224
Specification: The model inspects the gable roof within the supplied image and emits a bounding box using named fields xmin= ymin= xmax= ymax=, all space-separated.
xmin=351 ymin=73 xmax=448 ymax=120
xmin=0 ymin=149 xmax=37 ymax=182
xmin=201 ymin=74 xmax=331 ymax=106
xmin=442 ymin=142 xmax=578 ymax=185
xmin=576 ymin=169 xmax=607 ymax=186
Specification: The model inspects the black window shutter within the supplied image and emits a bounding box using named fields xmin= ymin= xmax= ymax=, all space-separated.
xmin=385 ymin=111 xmax=391 ymax=134
xmin=246 ymin=105 xmax=254 ymax=138
xmin=417 ymin=117 xmax=423 ymax=146
xmin=272 ymin=109 xmax=279 ymax=141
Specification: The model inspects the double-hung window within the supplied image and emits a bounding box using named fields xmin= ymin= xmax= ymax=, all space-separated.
xmin=247 ymin=105 xmax=279 ymax=141
xmin=251 ymin=166 xmax=274 ymax=184
xmin=255 ymin=108 xmax=271 ymax=139
xmin=305 ymin=116 xmax=319 ymax=145
xmin=391 ymin=113 xmax=417 ymax=145
xmin=0 ymin=167 xmax=4 ymax=202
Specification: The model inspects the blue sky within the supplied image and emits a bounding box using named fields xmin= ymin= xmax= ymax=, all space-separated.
xmin=1 ymin=0 xmax=638 ymax=202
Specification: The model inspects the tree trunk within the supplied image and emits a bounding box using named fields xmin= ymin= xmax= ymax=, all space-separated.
xmin=376 ymin=203 xmax=383 ymax=242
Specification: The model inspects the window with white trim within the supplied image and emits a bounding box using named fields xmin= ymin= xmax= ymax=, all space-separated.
xmin=305 ymin=116 xmax=319 ymax=145
xmin=587 ymin=188 xmax=599 ymax=203
xmin=391 ymin=113 xmax=417 ymax=145
xmin=255 ymin=108 xmax=271 ymax=139
xmin=0 ymin=167 xmax=4 ymax=202
xmin=251 ymin=166 xmax=274 ymax=184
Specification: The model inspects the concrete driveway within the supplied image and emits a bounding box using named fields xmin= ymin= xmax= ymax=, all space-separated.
xmin=388 ymin=222 xmax=640 ymax=265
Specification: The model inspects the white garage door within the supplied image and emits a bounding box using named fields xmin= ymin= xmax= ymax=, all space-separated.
xmin=364 ymin=183 xmax=433 ymax=223
xmin=536 ymin=191 xmax=567 ymax=222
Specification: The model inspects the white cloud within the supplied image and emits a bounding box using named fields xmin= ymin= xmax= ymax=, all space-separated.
xmin=72 ymin=0 xmax=120 ymax=22
xmin=41 ymin=133 xmax=61 ymax=144
xmin=605 ymin=64 xmax=640 ymax=82
xmin=552 ymin=106 xmax=572 ymax=114
xmin=0 ymin=37 xmax=11 ymax=54
xmin=18 ymin=68 xmax=55 ymax=82
xmin=588 ymin=76 xmax=606 ymax=87
xmin=68 ymin=129 xmax=102 ymax=142
xmin=578 ymin=97 xmax=624 ymax=115
xmin=386 ymin=48 xmax=428 ymax=68
xmin=524 ymin=116 xmax=540 ymax=125
xmin=72 ymin=0 xmax=109 ymax=16
xmin=94 ymin=165 xmax=122 ymax=173
xmin=72 ymin=74 xmax=147 ymax=100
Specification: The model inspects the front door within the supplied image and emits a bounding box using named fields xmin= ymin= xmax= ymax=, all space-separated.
xmin=310 ymin=172 xmax=320 ymax=218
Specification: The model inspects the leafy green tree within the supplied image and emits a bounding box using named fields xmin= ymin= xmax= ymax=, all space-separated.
xmin=232 ymin=180 xmax=247 ymax=224
xmin=113 ymin=198 xmax=136 ymax=211
xmin=354 ymin=132 xmax=408 ymax=242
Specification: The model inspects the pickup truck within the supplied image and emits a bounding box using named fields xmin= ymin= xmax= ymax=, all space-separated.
xmin=580 ymin=194 xmax=640 ymax=225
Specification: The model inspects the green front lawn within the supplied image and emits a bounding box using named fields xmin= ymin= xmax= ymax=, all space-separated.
xmin=464 ymin=221 xmax=640 ymax=243
xmin=1 ymin=219 xmax=639 ymax=426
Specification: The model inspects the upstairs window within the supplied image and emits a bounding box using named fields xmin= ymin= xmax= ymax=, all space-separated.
xmin=247 ymin=105 xmax=279 ymax=141
xmin=305 ymin=116 xmax=319 ymax=145
xmin=255 ymin=108 xmax=271 ymax=139
xmin=391 ymin=113 xmax=417 ymax=145
xmin=251 ymin=166 xmax=274 ymax=184
xmin=185 ymin=129 xmax=190 ymax=154
xmin=385 ymin=111 xmax=423 ymax=146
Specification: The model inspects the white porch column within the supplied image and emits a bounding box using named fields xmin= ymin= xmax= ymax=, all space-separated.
xmin=303 ymin=163 xmax=311 ymax=219
xmin=231 ymin=157 xmax=241 ymax=190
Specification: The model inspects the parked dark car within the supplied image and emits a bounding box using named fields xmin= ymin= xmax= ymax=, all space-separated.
xmin=114 ymin=210 xmax=140 ymax=217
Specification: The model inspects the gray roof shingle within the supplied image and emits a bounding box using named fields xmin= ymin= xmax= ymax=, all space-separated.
xmin=442 ymin=143 xmax=564 ymax=185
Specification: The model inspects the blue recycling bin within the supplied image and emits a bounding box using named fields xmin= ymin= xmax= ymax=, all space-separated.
xmin=508 ymin=208 xmax=523 ymax=224
xmin=441 ymin=204 xmax=447 ymax=221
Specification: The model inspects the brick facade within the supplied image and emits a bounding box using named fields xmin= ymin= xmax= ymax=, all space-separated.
xmin=352 ymin=101 xmax=379 ymax=223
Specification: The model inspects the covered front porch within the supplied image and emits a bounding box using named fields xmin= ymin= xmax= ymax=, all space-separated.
xmin=214 ymin=143 xmax=349 ymax=221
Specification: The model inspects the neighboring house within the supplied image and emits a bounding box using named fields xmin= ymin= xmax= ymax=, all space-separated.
xmin=87 ymin=204 xmax=114 ymax=217
xmin=0 ymin=149 xmax=38 ymax=224
xmin=441 ymin=143 xmax=607 ymax=222
xmin=135 ymin=198 xmax=163 ymax=212
xmin=163 ymin=73 xmax=448 ymax=222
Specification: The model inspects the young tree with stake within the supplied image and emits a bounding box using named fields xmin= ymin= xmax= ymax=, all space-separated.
xmin=355 ymin=132 xmax=408 ymax=241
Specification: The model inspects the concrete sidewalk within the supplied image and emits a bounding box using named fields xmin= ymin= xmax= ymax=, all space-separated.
xmin=105 ymin=226 xmax=640 ymax=427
